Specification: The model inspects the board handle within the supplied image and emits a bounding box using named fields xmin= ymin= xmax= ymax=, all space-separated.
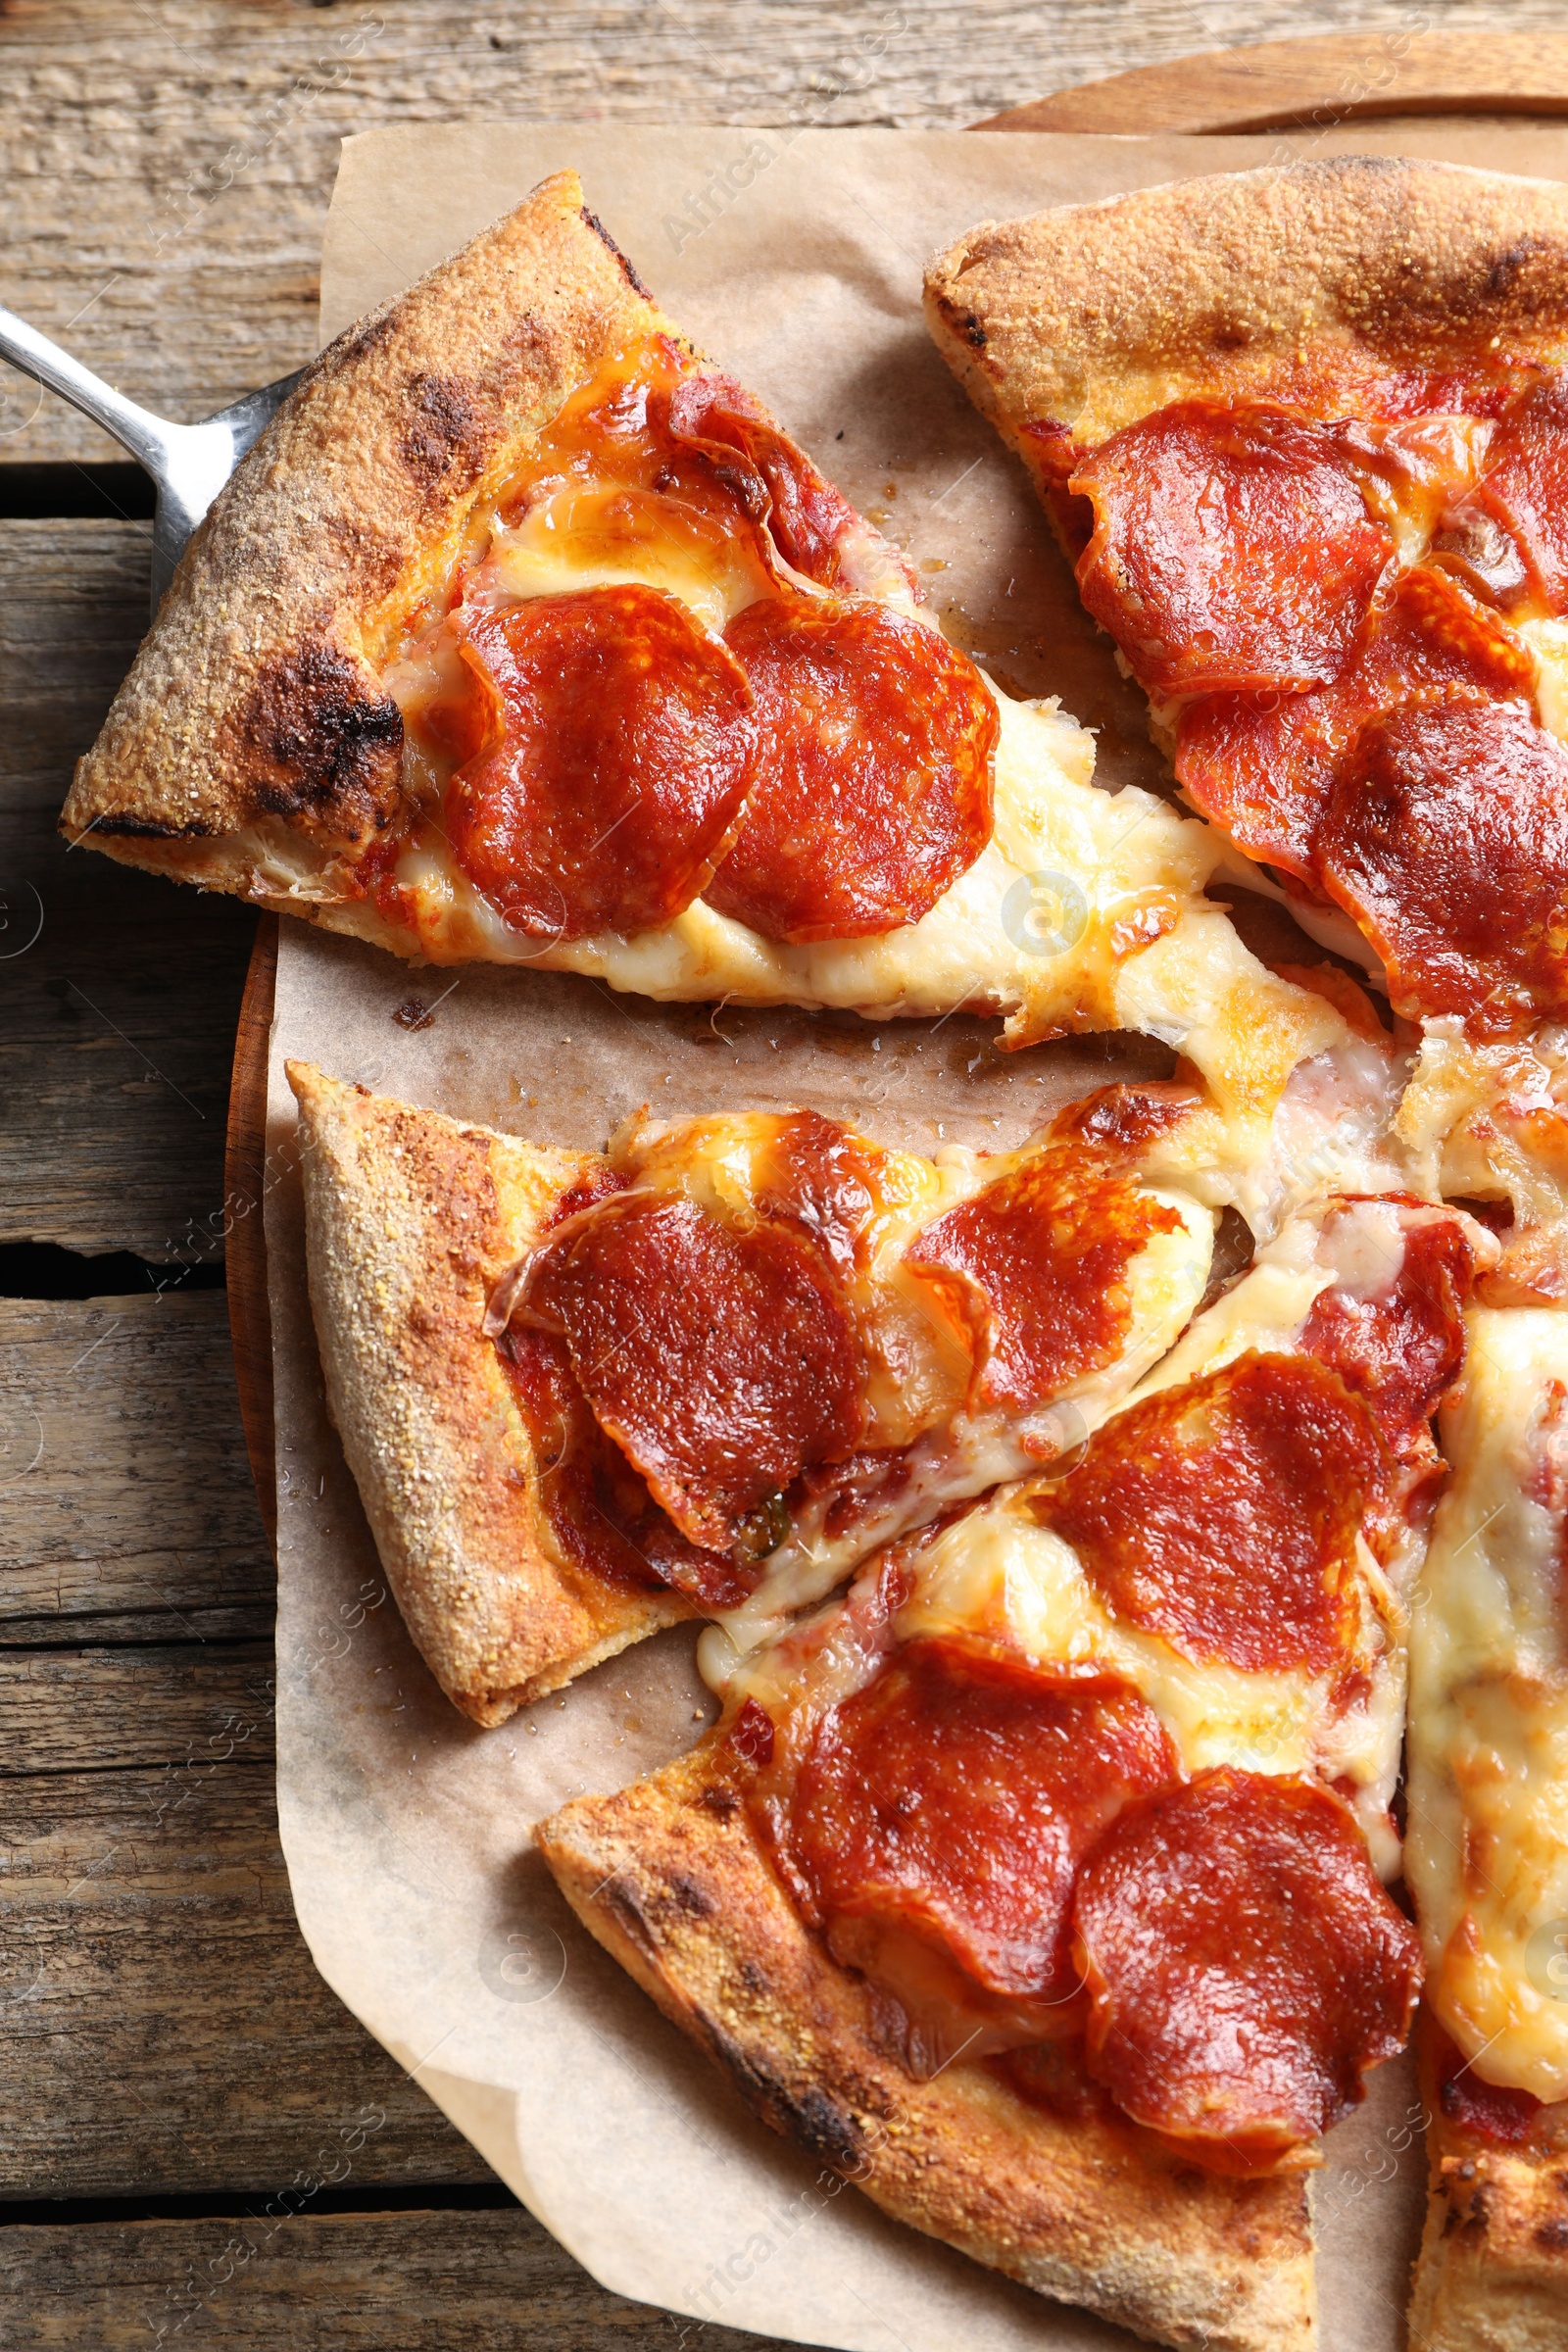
xmin=981 ymin=28 xmax=1568 ymax=135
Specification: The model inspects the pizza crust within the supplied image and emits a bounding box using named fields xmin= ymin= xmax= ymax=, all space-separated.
xmin=288 ymin=1061 xmax=691 ymax=1726
xmin=537 ymin=1737 xmax=1315 ymax=2352
xmin=63 ymin=169 xmax=670 ymax=869
xmin=1410 ymin=2012 xmax=1568 ymax=2352
xmin=923 ymin=158 xmax=1568 ymax=460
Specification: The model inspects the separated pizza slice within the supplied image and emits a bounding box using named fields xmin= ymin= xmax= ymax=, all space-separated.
xmin=926 ymin=158 xmax=1568 ymax=1278
xmin=64 ymin=166 xmax=1356 ymax=1124
xmin=290 ymin=1060 xmax=1222 ymax=1724
xmin=538 ymin=1188 xmax=1488 ymax=2349
xmin=1404 ymin=1303 xmax=1568 ymax=2346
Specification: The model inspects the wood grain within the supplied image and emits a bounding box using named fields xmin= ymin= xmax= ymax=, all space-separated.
xmin=7 ymin=2 xmax=1568 ymax=466
xmin=0 ymin=1647 xmax=494 ymax=2196
xmin=983 ymin=27 xmax=1568 ymax=133
xmin=0 ymin=519 xmax=256 ymax=1259
xmin=0 ymin=2208 xmax=792 ymax=2350
xmin=0 ymin=1292 xmax=270 ymax=1645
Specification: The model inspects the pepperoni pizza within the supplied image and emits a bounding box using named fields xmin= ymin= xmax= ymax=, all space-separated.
xmin=62 ymin=167 xmax=1360 ymax=1127
xmin=925 ymin=154 xmax=1568 ymax=2350
xmin=925 ymin=157 xmax=1568 ymax=1298
xmin=538 ymin=1188 xmax=1488 ymax=2351
xmin=108 ymin=147 xmax=1568 ymax=2348
xmin=289 ymin=1060 xmax=1221 ymax=1722
xmin=293 ymin=1042 xmax=1507 ymax=2345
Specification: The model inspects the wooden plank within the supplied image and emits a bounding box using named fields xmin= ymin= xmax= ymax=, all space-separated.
xmin=0 ymin=1292 xmax=270 ymax=1644
xmin=0 ymin=1292 xmax=478 ymax=2193
xmin=1 ymin=1648 xmax=493 ymax=2194
xmin=0 ymin=1641 xmax=278 ymax=1776
xmin=0 ymin=517 xmax=145 ymax=809
xmin=983 ymin=26 xmax=1568 ymax=133
xmin=1 ymin=2208 xmax=793 ymax=2350
xmin=0 ymin=519 xmax=255 ymax=1258
xmin=11 ymin=3 xmax=1568 ymax=466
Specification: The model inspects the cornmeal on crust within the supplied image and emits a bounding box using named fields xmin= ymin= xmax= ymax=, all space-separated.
xmin=923 ymin=157 xmax=1568 ymax=458
xmin=289 ymin=1060 xmax=691 ymax=1724
xmin=65 ymin=169 xmax=665 ymax=862
xmin=1410 ymin=2015 xmax=1568 ymax=2352
xmin=537 ymin=1740 xmax=1314 ymax=2352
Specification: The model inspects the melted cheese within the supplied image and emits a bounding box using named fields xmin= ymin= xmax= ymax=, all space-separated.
xmin=705 ymin=1163 xmax=1217 ymax=1664
xmin=710 ymin=1194 xmax=1421 ymax=1875
xmin=1405 ymin=1305 xmax=1568 ymax=2099
xmin=1127 ymin=1022 xmax=1412 ymax=1245
xmin=371 ymin=682 xmax=1348 ymax=1134
xmin=482 ymin=487 xmax=777 ymax=635
xmin=1396 ymin=1021 xmax=1568 ymax=1299
xmin=1134 ymin=1194 xmax=1429 ymax=1403
xmin=895 ymin=1495 xmax=1403 ymax=1875
xmin=324 ymin=459 xmax=1359 ymax=1137
xmin=1518 ymin=615 xmax=1568 ymax=751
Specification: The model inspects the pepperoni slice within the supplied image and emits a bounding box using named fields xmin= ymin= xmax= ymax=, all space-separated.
xmin=1074 ymin=1769 xmax=1423 ymax=2173
xmin=445 ymin=585 xmax=756 ymax=942
xmin=1176 ymin=564 xmax=1537 ymax=883
xmin=1070 ymin=401 xmax=1393 ymax=699
xmin=904 ymin=1157 xmax=1184 ymax=1415
xmin=1463 ymin=369 xmax=1568 ymax=613
xmin=662 ymin=371 xmax=865 ymax=589
xmin=1317 ymin=699 xmax=1568 ymax=1038
xmin=1037 ymin=1353 xmax=1388 ymax=1674
xmin=520 ymin=1193 xmax=861 ymax=1554
xmin=704 ymin=597 xmax=997 ymax=944
xmin=1299 ymin=1203 xmax=1476 ymax=1463
xmin=496 ymin=1324 xmax=749 ymax=1609
xmin=786 ymin=1641 xmax=1176 ymax=2070
xmin=749 ymin=1109 xmax=887 ymax=1274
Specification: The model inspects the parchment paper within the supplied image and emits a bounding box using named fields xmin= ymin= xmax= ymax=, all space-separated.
xmin=268 ymin=121 xmax=1568 ymax=2351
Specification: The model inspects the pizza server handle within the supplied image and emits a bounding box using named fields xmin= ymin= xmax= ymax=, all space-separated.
xmin=0 ymin=304 xmax=305 ymax=619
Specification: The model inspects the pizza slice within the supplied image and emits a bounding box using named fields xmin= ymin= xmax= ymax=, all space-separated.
xmin=64 ymin=165 xmax=1356 ymax=1123
xmin=290 ymin=1060 xmax=1222 ymax=1723
xmin=1404 ymin=1303 xmax=1568 ymax=2345
xmin=538 ymin=1188 xmax=1489 ymax=2350
xmin=924 ymin=157 xmax=1568 ymax=1288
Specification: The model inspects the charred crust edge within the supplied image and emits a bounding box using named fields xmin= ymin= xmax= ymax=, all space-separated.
xmin=930 ymin=287 xmax=988 ymax=353
xmin=79 ymin=812 xmax=218 ymax=840
xmin=701 ymin=2017 xmax=869 ymax=2174
xmin=230 ymin=641 xmax=405 ymax=827
xmin=579 ymin=203 xmax=654 ymax=303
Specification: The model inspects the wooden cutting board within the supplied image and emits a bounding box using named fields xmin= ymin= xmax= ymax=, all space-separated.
xmin=225 ymin=26 xmax=1568 ymax=1543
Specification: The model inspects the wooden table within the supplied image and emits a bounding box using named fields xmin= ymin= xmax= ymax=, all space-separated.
xmin=8 ymin=7 xmax=1568 ymax=2343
